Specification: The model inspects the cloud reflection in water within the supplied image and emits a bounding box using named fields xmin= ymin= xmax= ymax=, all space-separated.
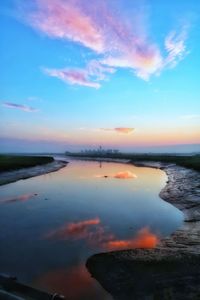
xmin=34 ymin=264 xmax=112 ymax=300
xmin=1 ymin=193 xmax=36 ymax=204
xmin=104 ymin=227 xmax=159 ymax=250
xmin=45 ymin=218 xmax=159 ymax=251
xmin=94 ymin=170 xmax=137 ymax=179
xmin=46 ymin=218 xmax=101 ymax=240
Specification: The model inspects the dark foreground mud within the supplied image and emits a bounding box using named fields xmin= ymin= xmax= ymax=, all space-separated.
xmin=87 ymin=163 xmax=200 ymax=300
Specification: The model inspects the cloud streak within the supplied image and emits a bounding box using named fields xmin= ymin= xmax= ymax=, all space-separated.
xmin=43 ymin=60 xmax=115 ymax=88
xmin=25 ymin=0 xmax=189 ymax=86
xmin=115 ymin=127 xmax=134 ymax=134
xmin=43 ymin=67 xmax=100 ymax=89
xmin=2 ymin=102 xmax=39 ymax=112
xmin=101 ymin=127 xmax=134 ymax=134
xmin=165 ymin=30 xmax=188 ymax=68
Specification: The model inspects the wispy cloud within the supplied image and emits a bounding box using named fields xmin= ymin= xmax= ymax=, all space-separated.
xmin=29 ymin=0 xmax=104 ymax=52
xmin=78 ymin=127 xmax=135 ymax=134
xmin=43 ymin=60 xmax=115 ymax=88
xmin=27 ymin=96 xmax=43 ymax=102
xmin=101 ymin=127 xmax=134 ymax=134
xmin=115 ymin=127 xmax=134 ymax=134
xmin=165 ymin=29 xmax=188 ymax=68
xmin=24 ymin=0 xmax=189 ymax=86
xmin=43 ymin=67 xmax=100 ymax=89
xmin=2 ymin=102 xmax=39 ymax=112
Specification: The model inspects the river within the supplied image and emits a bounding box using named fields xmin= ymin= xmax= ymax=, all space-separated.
xmin=0 ymin=159 xmax=183 ymax=299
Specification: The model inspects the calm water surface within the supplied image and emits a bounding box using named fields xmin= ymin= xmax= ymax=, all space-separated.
xmin=0 ymin=160 xmax=183 ymax=299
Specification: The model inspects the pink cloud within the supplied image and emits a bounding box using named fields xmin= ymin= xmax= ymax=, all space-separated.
xmin=96 ymin=4 xmax=163 ymax=80
xmin=25 ymin=0 xmax=189 ymax=84
xmin=101 ymin=127 xmax=134 ymax=134
xmin=43 ymin=68 xmax=100 ymax=89
xmin=2 ymin=102 xmax=39 ymax=112
xmin=115 ymin=127 xmax=134 ymax=134
xmin=43 ymin=60 xmax=115 ymax=88
xmin=29 ymin=0 xmax=104 ymax=52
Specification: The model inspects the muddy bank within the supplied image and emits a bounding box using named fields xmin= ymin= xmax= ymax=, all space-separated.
xmin=0 ymin=160 xmax=68 ymax=186
xmin=87 ymin=162 xmax=200 ymax=300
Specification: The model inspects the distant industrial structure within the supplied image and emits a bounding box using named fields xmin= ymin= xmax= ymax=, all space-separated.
xmin=65 ymin=146 xmax=120 ymax=156
xmin=80 ymin=146 xmax=120 ymax=155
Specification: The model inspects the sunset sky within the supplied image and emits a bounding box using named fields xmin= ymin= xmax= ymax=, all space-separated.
xmin=0 ymin=0 xmax=200 ymax=153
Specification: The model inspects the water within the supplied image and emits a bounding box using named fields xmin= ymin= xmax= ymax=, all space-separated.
xmin=0 ymin=160 xmax=183 ymax=299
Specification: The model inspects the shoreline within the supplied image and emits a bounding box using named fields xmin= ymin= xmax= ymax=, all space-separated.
xmin=0 ymin=160 xmax=68 ymax=186
xmin=86 ymin=161 xmax=200 ymax=299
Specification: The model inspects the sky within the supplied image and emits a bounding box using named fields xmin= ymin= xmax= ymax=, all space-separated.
xmin=0 ymin=0 xmax=200 ymax=153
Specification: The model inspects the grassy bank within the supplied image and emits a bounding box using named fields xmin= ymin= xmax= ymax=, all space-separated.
xmin=0 ymin=155 xmax=54 ymax=172
xmin=130 ymin=154 xmax=200 ymax=171
xmin=67 ymin=153 xmax=200 ymax=171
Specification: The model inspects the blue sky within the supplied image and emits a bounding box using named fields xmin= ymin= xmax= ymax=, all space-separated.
xmin=0 ymin=0 xmax=200 ymax=153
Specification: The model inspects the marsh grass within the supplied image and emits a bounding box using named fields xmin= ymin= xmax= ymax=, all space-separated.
xmin=0 ymin=155 xmax=54 ymax=172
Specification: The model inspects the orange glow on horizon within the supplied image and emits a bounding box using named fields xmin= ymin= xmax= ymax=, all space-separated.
xmin=7 ymin=121 xmax=200 ymax=149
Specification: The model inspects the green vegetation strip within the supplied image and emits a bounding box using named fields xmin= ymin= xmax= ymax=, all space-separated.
xmin=130 ymin=154 xmax=200 ymax=171
xmin=0 ymin=155 xmax=54 ymax=172
xmin=67 ymin=153 xmax=200 ymax=171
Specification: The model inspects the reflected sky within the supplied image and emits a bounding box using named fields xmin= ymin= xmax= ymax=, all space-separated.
xmin=34 ymin=264 xmax=112 ymax=300
xmin=0 ymin=160 xmax=183 ymax=299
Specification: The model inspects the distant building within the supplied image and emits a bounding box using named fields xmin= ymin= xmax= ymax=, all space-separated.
xmin=80 ymin=147 xmax=120 ymax=155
